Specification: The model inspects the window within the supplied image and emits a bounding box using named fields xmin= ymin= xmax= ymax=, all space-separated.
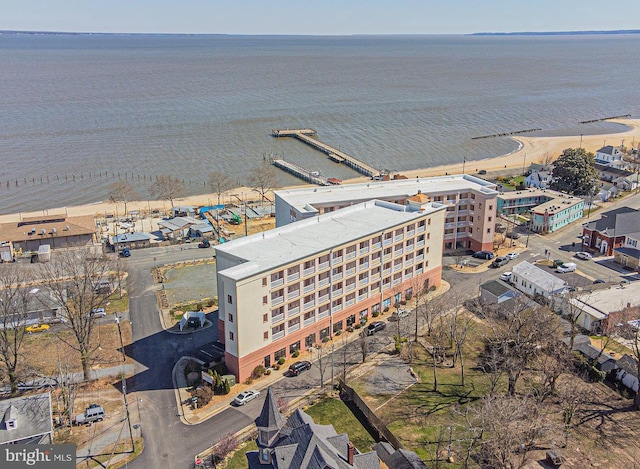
xmin=488 ymin=216 xmax=492 ymax=222
xmin=487 ymin=228 xmax=491 ymax=233
xmin=289 ymin=341 xmax=300 ymax=354
xmin=346 ymin=314 xmax=356 ymax=326
xmin=262 ymin=277 xmax=267 ymax=287
xmin=489 ymin=205 xmax=493 ymax=210
xmin=264 ymin=331 xmax=269 ymax=340
xmin=229 ymin=331 xmax=234 ymax=341
xmin=263 ymin=313 xmax=268 ymax=323
xmin=427 ymin=218 xmax=431 ymax=226
xmin=305 ymin=333 xmax=316 ymax=347
xmin=228 ymin=313 xmax=233 ymax=323
xmin=227 ymin=294 xmax=233 ymax=304
xmin=333 ymin=321 xmax=343 ymax=333
xmin=274 ymin=348 xmax=286 ymax=361
xmin=263 ymin=295 xmax=268 ymax=305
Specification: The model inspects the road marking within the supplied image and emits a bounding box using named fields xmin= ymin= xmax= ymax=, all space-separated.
xmin=199 ymin=350 xmax=214 ymax=358
xmin=530 ymin=253 xmax=539 ymax=258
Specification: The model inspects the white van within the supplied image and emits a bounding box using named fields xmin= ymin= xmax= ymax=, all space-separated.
xmin=390 ymin=308 xmax=411 ymax=321
xmin=556 ymin=262 xmax=577 ymax=273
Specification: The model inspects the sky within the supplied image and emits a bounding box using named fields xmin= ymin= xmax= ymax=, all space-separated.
xmin=3 ymin=0 xmax=640 ymax=35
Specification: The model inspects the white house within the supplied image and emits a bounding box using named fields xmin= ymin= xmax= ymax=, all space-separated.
xmin=525 ymin=164 xmax=553 ymax=189
xmin=594 ymin=145 xmax=624 ymax=166
xmin=616 ymin=354 xmax=639 ymax=393
xmin=510 ymin=261 xmax=567 ymax=302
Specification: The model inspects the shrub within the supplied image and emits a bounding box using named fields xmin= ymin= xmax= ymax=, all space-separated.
xmin=244 ymin=377 xmax=254 ymax=385
xmin=383 ymin=307 xmax=389 ymax=312
xmin=372 ymin=311 xmax=380 ymax=317
xmin=292 ymin=350 xmax=300 ymax=358
xmin=429 ymin=285 xmax=437 ymax=292
xmin=335 ymin=330 xmax=342 ymax=336
xmin=273 ymin=364 xmax=280 ymax=371
xmin=400 ymin=300 xmax=407 ymax=306
xmin=265 ymin=369 xmax=272 ymax=375
xmin=354 ymin=323 xmax=362 ymax=329
xmin=346 ymin=326 xmax=354 ymax=333
xmin=195 ymin=302 xmax=203 ymax=311
xmin=277 ymin=357 xmax=286 ymax=366
xmin=193 ymin=386 xmax=214 ymax=407
xmin=207 ymin=298 xmax=216 ymax=307
xmin=322 ymin=336 xmax=330 ymax=343
xmin=251 ymin=365 xmax=266 ymax=380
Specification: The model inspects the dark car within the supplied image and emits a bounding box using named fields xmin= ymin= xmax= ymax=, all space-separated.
xmin=119 ymin=248 xmax=131 ymax=257
xmin=288 ymin=361 xmax=312 ymax=376
xmin=593 ymin=279 xmax=606 ymax=284
xmin=491 ymin=256 xmax=509 ymax=268
xmin=473 ymin=250 xmax=495 ymax=260
xmin=198 ymin=240 xmax=211 ymax=248
xmin=505 ymin=231 xmax=520 ymax=239
xmin=367 ymin=321 xmax=386 ymax=336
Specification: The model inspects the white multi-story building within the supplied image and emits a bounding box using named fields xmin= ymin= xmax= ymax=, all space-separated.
xmin=215 ymin=199 xmax=446 ymax=381
xmin=274 ymin=175 xmax=498 ymax=253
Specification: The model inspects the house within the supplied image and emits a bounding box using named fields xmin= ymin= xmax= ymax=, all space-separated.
xmin=573 ymin=342 xmax=617 ymax=372
xmin=189 ymin=223 xmax=215 ymax=239
xmin=274 ymin=174 xmax=499 ymax=253
xmin=594 ymin=145 xmax=624 ymax=166
xmin=0 ymin=214 xmax=97 ymax=254
xmin=594 ymin=163 xmax=634 ymax=183
xmin=215 ymin=199 xmax=445 ymax=381
xmin=510 ymin=261 xmax=567 ymax=304
xmin=170 ymin=206 xmax=196 ymax=218
xmin=246 ymin=387 xmax=380 ymax=468
xmin=582 ymin=207 xmax=640 ymax=256
xmin=374 ymin=442 xmax=428 ymax=469
xmin=496 ymin=188 xmax=584 ymax=234
xmin=109 ymin=232 xmax=152 ymax=251
xmin=616 ymin=354 xmax=639 ymax=394
xmin=614 ymin=231 xmax=640 ymax=272
xmin=0 ymin=393 xmax=53 ymax=445
xmin=568 ymin=282 xmax=640 ymax=334
xmin=525 ymin=164 xmax=553 ymax=189
xmin=612 ymin=176 xmax=638 ymax=192
xmin=157 ymin=216 xmax=200 ymax=240
xmin=479 ymin=280 xmax=520 ymax=304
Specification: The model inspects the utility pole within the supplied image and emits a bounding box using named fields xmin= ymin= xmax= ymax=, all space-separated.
xmin=115 ymin=317 xmax=135 ymax=453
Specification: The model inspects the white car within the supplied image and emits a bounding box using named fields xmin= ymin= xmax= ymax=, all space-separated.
xmin=499 ymin=272 xmax=512 ymax=281
xmin=575 ymin=251 xmax=592 ymax=260
xmin=505 ymin=252 xmax=519 ymax=260
xmin=233 ymin=390 xmax=260 ymax=406
xmin=88 ymin=308 xmax=107 ymax=318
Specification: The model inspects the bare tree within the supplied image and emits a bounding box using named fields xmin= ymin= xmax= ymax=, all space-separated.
xmin=612 ymin=306 xmax=640 ymax=410
xmin=208 ymin=171 xmax=234 ymax=206
xmin=149 ymin=175 xmax=184 ymax=208
xmin=38 ymin=248 xmax=117 ymax=381
xmin=0 ymin=266 xmax=31 ymax=396
xmin=55 ymin=344 xmax=77 ymax=430
xmin=108 ymin=180 xmax=139 ymax=216
xmin=446 ymin=306 xmax=474 ymax=386
xmin=358 ymin=328 xmax=368 ymax=363
xmin=313 ymin=343 xmax=329 ymax=391
xmin=424 ymin=318 xmax=447 ymax=392
xmin=248 ymin=161 xmax=278 ymax=206
xmin=212 ymin=432 xmax=239 ymax=466
xmin=540 ymin=150 xmax=555 ymax=167
xmin=408 ymin=276 xmax=429 ymax=343
xmin=527 ymin=339 xmax=573 ymax=404
xmin=556 ymin=377 xmax=588 ymax=447
xmin=422 ymin=294 xmax=444 ymax=337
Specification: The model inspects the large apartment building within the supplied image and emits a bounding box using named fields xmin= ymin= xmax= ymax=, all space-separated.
xmin=215 ymin=199 xmax=446 ymax=382
xmin=274 ymin=175 xmax=498 ymax=252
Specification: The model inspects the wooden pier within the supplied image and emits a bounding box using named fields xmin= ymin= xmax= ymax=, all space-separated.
xmin=272 ymin=128 xmax=379 ymax=178
xmin=271 ymin=157 xmax=333 ymax=186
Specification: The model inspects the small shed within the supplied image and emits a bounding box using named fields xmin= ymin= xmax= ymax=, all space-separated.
xmin=171 ymin=206 xmax=195 ymax=218
xmin=480 ymin=280 xmax=520 ymax=305
xmin=110 ymin=232 xmax=152 ymax=250
xmin=616 ymin=354 xmax=639 ymax=393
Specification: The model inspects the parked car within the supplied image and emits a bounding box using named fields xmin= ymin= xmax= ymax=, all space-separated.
xmin=198 ymin=240 xmax=211 ymax=248
xmin=556 ymin=262 xmax=577 ymax=273
xmin=75 ymin=404 xmax=106 ymax=425
xmin=575 ymin=251 xmax=592 ymax=260
xmin=593 ymin=279 xmax=606 ymax=284
xmin=491 ymin=256 xmax=509 ymax=268
xmin=26 ymin=324 xmax=50 ymax=333
xmin=233 ymin=390 xmax=260 ymax=406
xmin=505 ymin=251 xmax=519 ymax=260
xmin=390 ymin=309 xmax=411 ymax=321
xmin=499 ymin=272 xmax=512 ymax=281
xmin=505 ymin=231 xmax=520 ymax=239
xmin=288 ymin=361 xmax=312 ymax=376
xmin=495 ymin=224 xmax=506 ymax=233
xmin=478 ymin=169 xmax=487 ymax=175
xmin=119 ymin=248 xmax=131 ymax=258
xmin=473 ymin=250 xmax=495 ymax=260
xmin=89 ymin=308 xmax=107 ymax=318
xmin=367 ymin=321 xmax=386 ymax=336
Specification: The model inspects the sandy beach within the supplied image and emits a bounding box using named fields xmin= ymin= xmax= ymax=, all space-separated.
xmin=3 ymin=119 xmax=639 ymax=224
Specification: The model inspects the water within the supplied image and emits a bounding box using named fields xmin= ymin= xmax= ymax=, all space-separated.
xmin=1 ymin=33 xmax=638 ymax=213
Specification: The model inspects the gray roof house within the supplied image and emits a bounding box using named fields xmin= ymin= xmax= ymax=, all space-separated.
xmin=0 ymin=393 xmax=53 ymax=445
xmin=573 ymin=342 xmax=617 ymax=372
xmin=374 ymin=442 xmax=428 ymax=469
xmin=594 ymin=145 xmax=624 ymax=165
xmin=480 ymin=280 xmax=520 ymax=304
xmin=247 ymin=387 xmax=380 ymax=468
xmin=510 ymin=261 xmax=567 ymax=302
xmin=157 ymin=216 xmax=200 ymax=239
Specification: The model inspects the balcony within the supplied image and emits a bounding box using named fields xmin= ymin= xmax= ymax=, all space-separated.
xmin=303 ymin=299 xmax=316 ymax=310
xmin=272 ymin=296 xmax=284 ymax=306
xmin=372 ymin=242 xmax=382 ymax=250
xmin=407 ymin=229 xmax=415 ymax=237
xmin=303 ymin=283 xmax=315 ymax=293
xmin=358 ymin=263 xmax=369 ymax=271
xmin=332 ymin=272 xmax=343 ymax=281
xmin=287 ymin=272 xmax=300 ymax=283
xmin=273 ymin=330 xmax=285 ymax=340
xmin=346 ymin=282 xmax=357 ymax=292
xmin=359 ymin=278 xmax=369 ymax=286
xmin=303 ymin=266 xmax=315 ymax=277
xmin=404 ymin=272 xmax=413 ymax=279
xmin=371 ymin=256 xmax=381 ymax=266
xmin=370 ymin=273 xmax=381 ymax=281
xmin=345 ymin=267 xmax=356 ymax=276
xmin=415 ymin=254 xmax=424 ymax=262
xmin=417 ymin=225 xmax=426 ymax=233
xmin=393 ymin=277 xmax=401 ymax=285
xmin=383 ymin=238 xmax=393 ymax=246
xmin=332 ymin=304 xmax=343 ymax=313
xmin=318 ymin=309 xmax=329 ymax=319
xmin=287 ymin=289 xmax=300 ymax=299
xmin=382 ymin=283 xmax=390 ymax=291
xmin=318 ymin=261 xmax=330 ymax=271
xmin=405 ymin=257 xmax=414 ymax=265
xmin=383 ymin=253 xmax=392 ymax=261
xmin=318 ymin=277 xmax=330 ymax=287
xmin=304 ymin=316 xmax=315 ymax=326
xmin=332 ymin=287 xmax=343 ymax=296
xmin=416 ymin=239 xmax=425 ymax=247
xmin=359 ymin=247 xmax=369 ymax=255
xmin=271 ymin=313 xmax=284 ymax=323
xmin=394 ymin=234 xmax=403 ymax=242
xmin=394 ymin=248 xmax=403 ymax=257
xmin=346 ymin=251 xmax=356 ymax=260
xmin=357 ymin=294 xmax=368 ymax=302
xmin=383 ymin=268 xmax=391 ymax=276
xmin=415 ymin=267 xmax=423 ymax=274
xmin=393 ymin=264 xmax=402 ymax=272
xmin=345 ymin=298 xmax=356 ymax=307
xmin=318 ymin=294 xmax=330 ymax=304
xmin=332 ymin=256 xmax=343 ymax=264
xmin=271 ymin=277 xmax=284 ymax=288
xmin=288 ymin=322 xmax=301 ymax=333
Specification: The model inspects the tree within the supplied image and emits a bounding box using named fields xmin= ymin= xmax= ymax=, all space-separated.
xmin=550 ymin=148 xmax=598 ymax=195
xmin=313 ymin=343 xmax=330 ymax=391
xmin=149 ymin=175 xmax=184 ymax=207
xmin=0 ymin=266 xmax=31 ymax=396
xmin=445 ymin=304 xmax=474 ymax=386
xmin=38 ymin=248 xmax=118 ymax=381
xmin=212 ymin=432 xmax=238 ymax=466
xmin=108 ymin=180 xmax=139 ymax=216
xmin=248 ymin=161 xmax=278 ymax=206
xmin=358 ymin=328 xmax=368 ymax=363
xmin=208 ymin=171 xmax=234 ymax=206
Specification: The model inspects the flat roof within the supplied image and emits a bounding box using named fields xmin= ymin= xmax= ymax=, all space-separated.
xmin=572 ymin=281 xmax=640 ymax=318
xmin=511 ymin=261 xmax=567 ymax=292
xmin=498 ymin=188 xmax=583 ymax=213
xmin=216 ymin=200 xmax=445 ymax=281
xmin=275 ymin=174 xmax=497 ymax=213
xmin=0 ymin=215 xmax=96 ymax=243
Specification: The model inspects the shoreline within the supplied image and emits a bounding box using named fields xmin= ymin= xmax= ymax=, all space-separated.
xmin=2 ymin=118 xmax=639 ymax=224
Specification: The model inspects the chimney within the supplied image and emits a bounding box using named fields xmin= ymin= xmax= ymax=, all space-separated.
xmin=347 ymin=442 xmax=354 ymax=465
